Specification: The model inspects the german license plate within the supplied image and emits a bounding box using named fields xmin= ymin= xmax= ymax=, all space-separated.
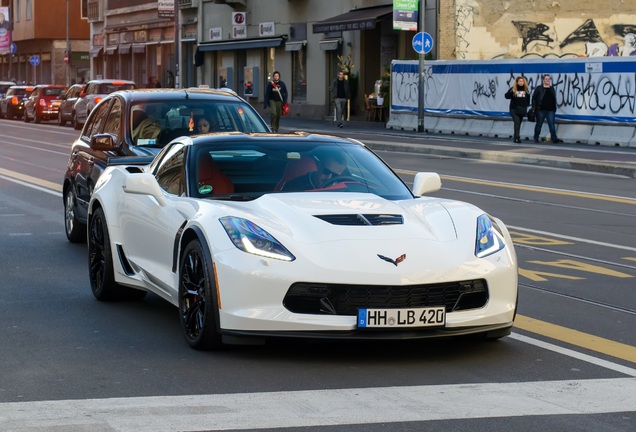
xmin=357 ymin=307 xmax=445 ymax=328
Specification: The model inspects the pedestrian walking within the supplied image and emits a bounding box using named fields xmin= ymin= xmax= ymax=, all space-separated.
xmin=532 ymin=74 xmax=562 ymax=143
xmin=166 ymin=70 xmax=175 ymax=88
xmin=505 ymin=76 xmax=530 ymax=143
xmin=330 ymin=70 xmax=350 ymax=128
xmin=146 ymin=75 xmax=162 ymax=88
xmin=263 ymin=71 xmax=288 ymax=132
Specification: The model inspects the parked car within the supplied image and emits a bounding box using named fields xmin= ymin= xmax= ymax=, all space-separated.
xmin=57 ymin=84 xmax=84 ymax=126
xmin=63 ymin=88 xmax=270 ymax=243
xmin=23 ymin=84 xmax=67 ymax=123
xmin=0 ymin=85 xmax=33 ymax=120
xmin=0 ymin=81 xmax=16 ymax=98
xmin=86 ymin=132 xmax=518 ymax=349
xmin=72 ymin=79 xmax=136 ymax=130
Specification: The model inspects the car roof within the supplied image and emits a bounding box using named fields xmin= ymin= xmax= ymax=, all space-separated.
xmin=7 ymin=85 xmax=33 ymax=90
xmin=187 ymin=131 xmax=361 ymax=147
xmin=0 ymin=81 xmax=16 ymax=85
xmin=106 ymin=88 xmax=250 ymax=103
xmin=86 ymin=79 xmax=137 ymax=85
xmin=31 ymin=84 xmax=67 ymax=88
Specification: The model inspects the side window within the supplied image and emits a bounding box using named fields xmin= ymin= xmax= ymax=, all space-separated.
xmin=83 ymin=100 xmax=111 ymax=139
xmin=102 ymin=99 xmax=123 ymax=144
xmin=155 ymin=144 xmax=186 ymax=196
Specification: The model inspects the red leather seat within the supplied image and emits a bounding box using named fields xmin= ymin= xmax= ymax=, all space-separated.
xmin=198 ymin=152 xmax=234 ymax=194
xmin=275 ymin=156 xmax=317 ymax=191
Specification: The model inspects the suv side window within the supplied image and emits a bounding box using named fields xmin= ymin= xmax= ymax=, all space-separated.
xmin=102 ymin=98 xmax=123 ymax=145
xmin=83 ymin=100 xmax=111 ymax=139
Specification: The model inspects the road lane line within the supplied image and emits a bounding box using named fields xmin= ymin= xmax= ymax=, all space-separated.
xmin=0 ymin=169 xmax=63 ymax=194
xmin=395 ymin=169 xmax=636 ymax=204
xmin=0 ymin=377 xmax=635 ymax=431
xmin=515 ymin=315 xmax=636 ymax=365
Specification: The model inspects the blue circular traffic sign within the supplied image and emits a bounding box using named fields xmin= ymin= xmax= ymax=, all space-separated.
xmin=10 ymin=42 xmax=17 ymax=55
xmin=29 ymin=55 xmax=40 ymax=66
xmin=412 ymin=32 xmax=434 ymax=55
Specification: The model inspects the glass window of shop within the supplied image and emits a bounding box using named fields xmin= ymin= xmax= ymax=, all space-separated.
xmin=291 ymin=48 xmax=306 ymax=103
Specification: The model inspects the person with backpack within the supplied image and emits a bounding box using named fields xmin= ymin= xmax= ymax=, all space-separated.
xmin=263 ymin=71 xmax=288 ymax=132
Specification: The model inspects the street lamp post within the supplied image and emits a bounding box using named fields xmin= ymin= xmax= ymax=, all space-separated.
xmin=417 ymin=0 xmax=425 ymax=133
xmin=66 ymin=0 xmax=70 ymax=86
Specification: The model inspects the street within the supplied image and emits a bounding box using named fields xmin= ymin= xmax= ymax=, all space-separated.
xmin=1 ymin=118 xmax=635 ymax=431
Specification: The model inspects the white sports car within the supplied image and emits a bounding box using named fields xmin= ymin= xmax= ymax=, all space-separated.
xmin=88 ymin=132 xmax=518 ymax=349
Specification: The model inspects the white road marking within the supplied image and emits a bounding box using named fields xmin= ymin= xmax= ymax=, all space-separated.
xmin=0 ymin=377 xmax=635 ymax=431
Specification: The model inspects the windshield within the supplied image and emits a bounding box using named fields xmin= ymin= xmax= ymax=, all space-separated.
xmin=7 ymin=88 xmax=28 ymax=96
xmin=130 ymin=100 xmax=269 ymax=147
xmin=97 ymin=83 xmax=136 ymax=94
xmin=43 ymin=88 xmax=65 ymax=96
xmin=189 ymin=140 xmax=413 ymax=201
xmin=0 ymin=84 xmax=12 ymax=94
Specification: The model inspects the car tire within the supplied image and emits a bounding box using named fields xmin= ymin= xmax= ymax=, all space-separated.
xmin=88 ymin=207 xmax=147 ymax=301
xmin=58 ymin=112 xmax=66 ymax=126
xmin=35 ymin=112 xmax=41 ymax=124
xmin=24 ymin=110 xmax=30 ymax=123
xmin=72 ymin=112 xmax=81 ymax=130
xmin=179 ymin=239 xmax=223 ymax=350
xmin=64 ymin=188 xmax=86 ymax=243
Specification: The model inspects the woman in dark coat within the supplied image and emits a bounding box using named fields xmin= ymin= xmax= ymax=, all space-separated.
xmin=505 ymin=76 xmax=530 ymax=143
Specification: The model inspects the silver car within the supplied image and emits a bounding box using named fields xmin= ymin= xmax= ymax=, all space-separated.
xmin=72 ymin=79 xmax=136 ymax=129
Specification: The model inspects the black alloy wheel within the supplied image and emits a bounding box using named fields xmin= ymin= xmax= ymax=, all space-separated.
xmin=179 ymin=240 xmax=222 ymax=350
xmin=64 ymin=188 xmax=86 ymax=243
xmin=88 ymin=207 xmax=146 ymax=301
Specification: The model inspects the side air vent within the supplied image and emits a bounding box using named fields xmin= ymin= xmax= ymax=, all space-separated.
xmin=314 ymin=214 xmax=404 ymax=226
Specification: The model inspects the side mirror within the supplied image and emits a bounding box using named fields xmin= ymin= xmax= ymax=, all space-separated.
xmin=90 ymin=133 xmax=117 ymax=151
xmin=412 ymin=172 xmax=442 ymax=196
xmin=122 ymin=173 xmax=167 ymax=206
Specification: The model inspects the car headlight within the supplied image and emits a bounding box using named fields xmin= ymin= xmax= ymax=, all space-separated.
xmin=220 ymin=216 xmax=295 ymax=262
xmin=475 ymin=214 xmax=506 ymax=258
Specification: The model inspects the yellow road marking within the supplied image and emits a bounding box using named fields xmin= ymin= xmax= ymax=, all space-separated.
xmin=516 ymin=314 xmax=636 ymax=364
xmin=518 ymin=268 xmax=584 ymax=282
xmin=625 ymin=257 xmax=636 ymax=262
xmin=395 ymin=169 xmax=636 ymax=205
xmin=0 ymin=167 xmax=63 ymax=192
xmin=527 ymin=259 xmax=633 ymax=278
xmin=510 ymin=230 xmax=572 ymax=246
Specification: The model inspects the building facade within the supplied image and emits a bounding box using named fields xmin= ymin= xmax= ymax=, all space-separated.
xmin=87 ymin=0 xmax=176 ymax=87
xmin=0 ymin=0 xmax=90 ymax=85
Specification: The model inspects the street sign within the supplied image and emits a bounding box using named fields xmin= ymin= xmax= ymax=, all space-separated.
xmin=10 ymin=42 xmax=17 ymax=55
xmin=64 ymin=52 xmax=69 ymax=64
xmin=412 ymin=32 xmax=434 ymax=55
xmin=29 ymin=55 xmax=40 ymax=66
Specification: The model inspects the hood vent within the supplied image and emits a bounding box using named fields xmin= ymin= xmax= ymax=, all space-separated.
xmin=315 ymin=214 xmax=403 ymax=226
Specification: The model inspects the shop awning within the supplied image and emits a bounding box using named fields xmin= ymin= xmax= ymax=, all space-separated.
xmin=198 ymin=36 xmax=286 ymax=52
xmin=285 ymin=40 xmax=306 ymax=51
xmin=132 ymin=43 xmax=146 ymax=54
xmin=118 ymin=44 xmax=131 ymax=55
xmin=313 ymin=5 xmax=392 ymax=33
xmin=105 ymin=46 xmax=117 ymax=55
xmin=319 ymin=39 xmax=341 ymax=51
xmin=89 ymin=47 xmax=103 ymax=58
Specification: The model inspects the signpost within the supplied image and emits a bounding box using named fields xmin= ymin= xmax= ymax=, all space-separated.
xmin=29 ymin=54 xmax=40 ymax=84
xmin=412 ymin=31 xmax=433 ymax=55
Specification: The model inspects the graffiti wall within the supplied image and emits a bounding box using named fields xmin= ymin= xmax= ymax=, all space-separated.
xmin=390 ymin=58 xmax=636 ymax=124
xmin=450 ymin=0 xmax=636 ymax=59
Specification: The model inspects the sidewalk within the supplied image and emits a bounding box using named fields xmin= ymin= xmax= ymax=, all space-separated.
xmin=278 ymin=117 xmax=636 ymax=179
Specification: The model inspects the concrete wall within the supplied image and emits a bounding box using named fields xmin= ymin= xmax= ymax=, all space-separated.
xmin=439 ymin=0 xmax=636 ymax=60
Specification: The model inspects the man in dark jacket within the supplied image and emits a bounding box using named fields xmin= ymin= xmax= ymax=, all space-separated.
xmin=532 ymin=74 xmax=562 ymax=143
xmin=330 ymin=71 xmax=350 ymax=128
xmin=263 ymin=71 xmax=288 ymax=132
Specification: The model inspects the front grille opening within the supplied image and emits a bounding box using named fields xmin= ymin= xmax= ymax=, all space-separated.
xmin=283 ymin=279 xmax=489 ymax=315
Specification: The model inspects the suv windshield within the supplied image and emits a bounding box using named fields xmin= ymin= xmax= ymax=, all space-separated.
xmin=130 ymin=100 xmax=269 ymax=146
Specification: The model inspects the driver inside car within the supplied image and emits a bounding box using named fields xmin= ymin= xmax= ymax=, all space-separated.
xmin=281 ymin=150 xmax=348 ymax=191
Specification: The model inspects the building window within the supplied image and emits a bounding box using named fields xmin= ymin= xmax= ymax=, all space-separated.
xmin=291 ymin=48 xmax=307 ymax=103
xmin=16 ymin=0 xmax=21 ymax=21
xmin=25 ymin=0 xmax=32 ymax=20
xmin=82 ymin=0 xmax=88 ymax=19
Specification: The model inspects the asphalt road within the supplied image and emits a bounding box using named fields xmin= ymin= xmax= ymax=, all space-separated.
xmin=0 ymin=118 xmax=635 ymax=431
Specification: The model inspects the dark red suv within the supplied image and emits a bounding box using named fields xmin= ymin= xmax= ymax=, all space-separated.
xmin=24 ymin=84 xmax=68 ymax=123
